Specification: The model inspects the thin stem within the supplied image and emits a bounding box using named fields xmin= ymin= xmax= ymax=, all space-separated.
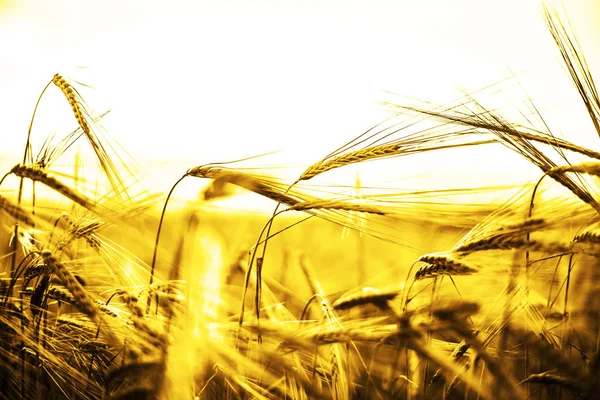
xmin=148 ymin=174 xmax=187 ymax=298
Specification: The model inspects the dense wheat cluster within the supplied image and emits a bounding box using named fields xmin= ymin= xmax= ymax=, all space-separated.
xmin=2 ymin=5 xmax=600 ymax=400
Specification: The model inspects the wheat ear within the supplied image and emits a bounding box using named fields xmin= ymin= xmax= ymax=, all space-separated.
xmin=52 ymin=74 xmax=130 ymax=199
xmin=11 ymin=164 xmax=97 ymax=212
xmin=188 ymin=166 xmax=302 ymax=206
xmin=520 ymin=371 xmax=581 ymax=392
xmin=40 ymin=250 xmax=120 ymax=347
xmin=288 ymin=200 xmax=386 ymax=215
xmin=52 ymin=74 xmax=90 ymax=134
xmin=332 ymin=287 xmax=399 ymax=310
xmin=300 ymin=139 xmax=491 ymax=181
xmin=414 ymin=256 xmax=478 ymax=280
xmin=549 ymin=162 xmax=600 ymax=177
xmin=454 ymin=236 xmax=569 ymax=254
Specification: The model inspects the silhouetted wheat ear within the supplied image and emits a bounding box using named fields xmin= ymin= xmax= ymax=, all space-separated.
xmin=574 ymin=226 xmax=600 ymax=243
xmin=520 ymin=372 xmax=582 ymax=392
xmin=332 ymin=286 xmax=399 ymax=310
xmin=414 ymin=263 xmax=477 ymax=280
xmin=454 ymin=236 xmax=569 ymax=254
xmin=415 ymin=254 xmax=478 ymax=279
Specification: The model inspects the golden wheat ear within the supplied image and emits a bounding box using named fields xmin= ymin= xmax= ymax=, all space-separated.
xmin=299 ymin=134 xmax=491 ymax=181
xmin=52 ymin=74 xmax=133 ymax=201
xmin=11 ymin=164 xmax=97 ymax=212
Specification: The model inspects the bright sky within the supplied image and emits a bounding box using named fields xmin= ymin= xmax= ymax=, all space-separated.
xmin=1 ymin=0 xmax=599 ymax=198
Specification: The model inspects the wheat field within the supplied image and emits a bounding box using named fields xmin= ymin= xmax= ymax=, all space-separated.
xmin=1 ymin=4 xmax=600 ymax=400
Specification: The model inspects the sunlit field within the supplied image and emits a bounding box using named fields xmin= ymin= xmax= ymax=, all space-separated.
xmin=3 ymin=2 xmax=600 ymax=400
